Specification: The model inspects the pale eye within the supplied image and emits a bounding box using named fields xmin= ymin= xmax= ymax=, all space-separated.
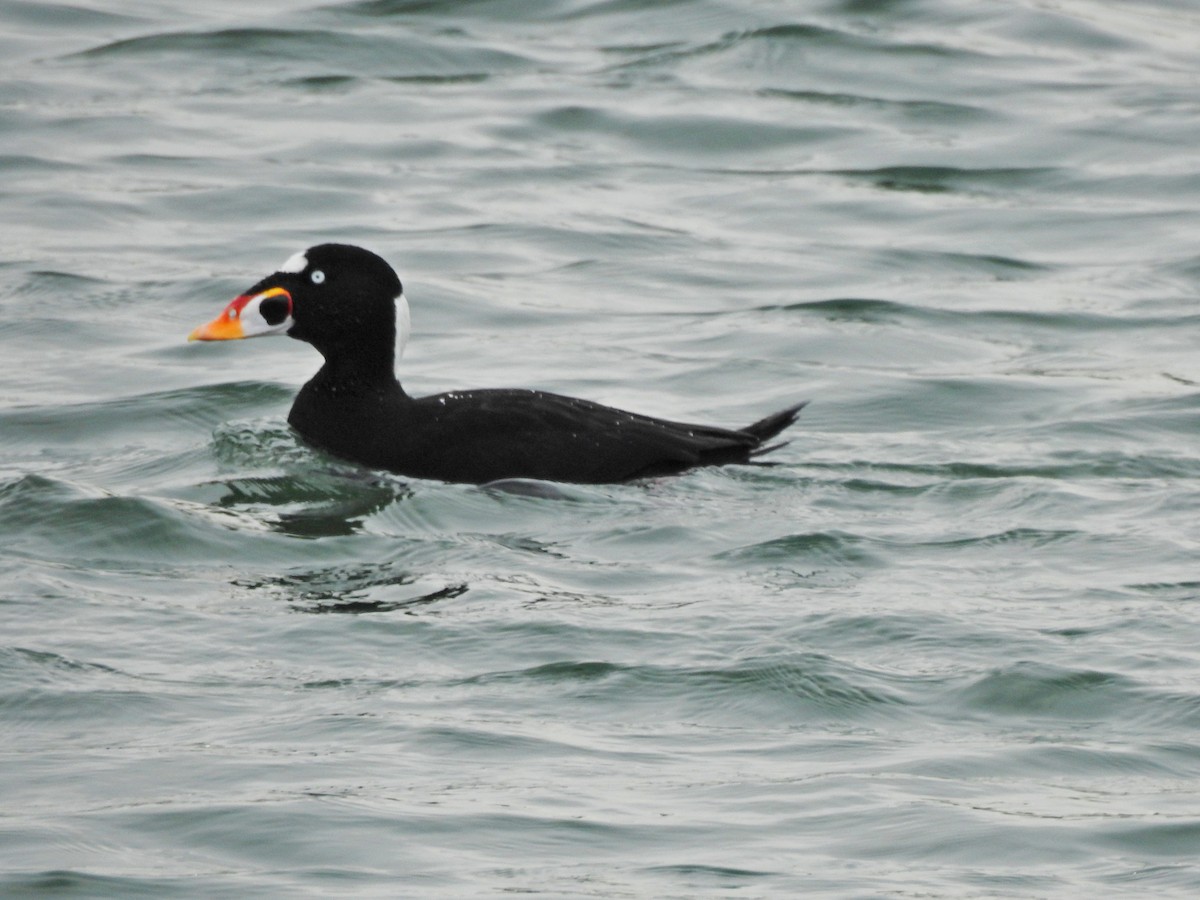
xmin=311 ymin=270 xmax=325 ymax=284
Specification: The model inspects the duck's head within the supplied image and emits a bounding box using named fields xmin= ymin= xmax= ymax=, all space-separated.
xmin=189 ymin=243 xmax=410 ymax=361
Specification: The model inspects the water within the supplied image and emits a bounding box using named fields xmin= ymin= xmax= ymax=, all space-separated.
xmin=3 ymin=0 xmax=1200 ymax=895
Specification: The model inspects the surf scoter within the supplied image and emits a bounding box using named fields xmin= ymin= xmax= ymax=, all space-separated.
xmin=189 ymin=243 xmax=805 ymax=484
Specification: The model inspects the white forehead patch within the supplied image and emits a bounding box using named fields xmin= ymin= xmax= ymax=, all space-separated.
xmin=278 ymin=250 xmax=308 ymax=274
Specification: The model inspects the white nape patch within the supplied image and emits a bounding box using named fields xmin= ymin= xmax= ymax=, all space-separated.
xmin=395 ymin=293 xmax=412 ymax=361
xmin=278 ymin=250 xmax=309 ymax=274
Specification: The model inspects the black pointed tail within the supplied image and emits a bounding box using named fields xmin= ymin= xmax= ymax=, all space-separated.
xmin=743 ymin=400 xmax=808 ymax=458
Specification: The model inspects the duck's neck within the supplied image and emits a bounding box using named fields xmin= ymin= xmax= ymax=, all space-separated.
xmin=310 ymin=347 xmax=406 ymax=397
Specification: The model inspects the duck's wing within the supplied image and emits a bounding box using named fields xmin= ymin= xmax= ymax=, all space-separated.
xmin=408 ymin=390 xmax=803 ymax=483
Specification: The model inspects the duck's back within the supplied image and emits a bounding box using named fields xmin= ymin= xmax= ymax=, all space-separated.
xmin=289 ymin=383 xmax=799 ymax=484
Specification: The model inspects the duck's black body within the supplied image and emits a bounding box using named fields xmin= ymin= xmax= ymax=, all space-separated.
xmin=190 ymin=244 xmax=805 ymax=485
xmin=289 ymin=382 xmax=805 ymax=485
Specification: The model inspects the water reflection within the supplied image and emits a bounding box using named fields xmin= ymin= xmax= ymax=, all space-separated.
xmin=209 ymin=469 xmax=410 ymax=538
xmin=234 ymin=562 xmax=469 ymax=614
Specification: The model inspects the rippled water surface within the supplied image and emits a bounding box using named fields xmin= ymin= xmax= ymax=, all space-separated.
xmin=4 ymin=0 xmax=1200 ymax=896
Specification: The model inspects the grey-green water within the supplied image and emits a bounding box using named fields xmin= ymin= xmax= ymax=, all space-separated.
xmin=4 ymin=1 xmax=1200 ymax=896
